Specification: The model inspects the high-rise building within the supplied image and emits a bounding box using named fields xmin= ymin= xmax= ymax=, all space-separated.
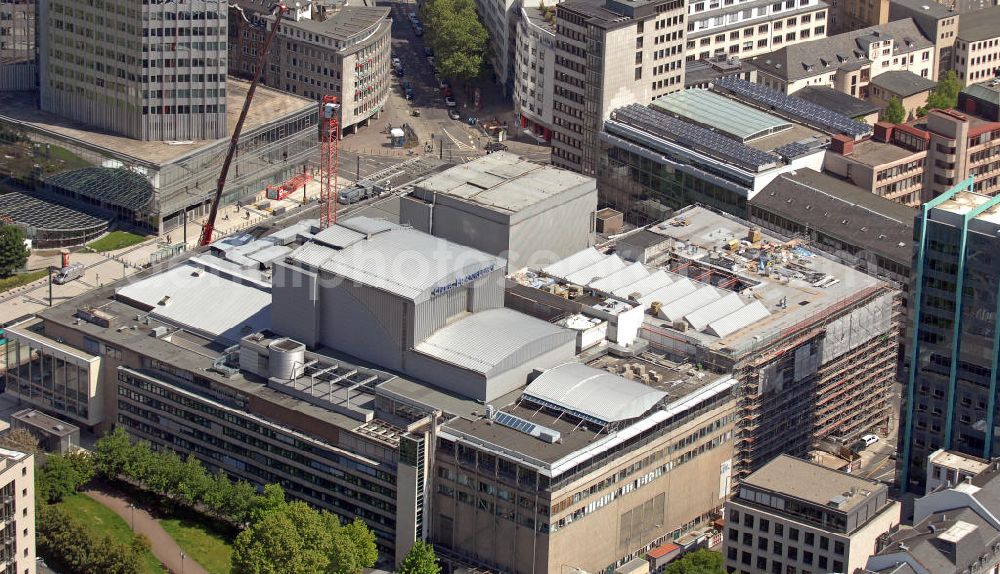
xmin=828 ymin=0 xmax=889 ymax=35
xmin=0 ymin=448 xmax=36 ymax=574
xmin=550 ymin=0 xmax=687 ymax=175
xmin=900 ymin=177 xmax=1000 ymax=492
xmin=514 ymin=5 xmax=557 ymax=143
xmin=723 ymin=455 xmax=900 ymax=574
xmin=38 ymin=0 xmax=229 ymax=141
xmin=0 ymin=0 xmax=36 ymax=90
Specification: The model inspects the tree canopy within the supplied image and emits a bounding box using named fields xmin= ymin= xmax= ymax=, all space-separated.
xmin=36 ymin=503 xmax=142 ymax=574
xmin=37 ymin=451 xmax=95 ymax=503
xmin=925 ymin=70 xmax=963 ymax=111
xmin=881 ymin=97 xmax=906 ymax=124
xmin=664 ymin=549 xmax=725 ymax=574
xmin=398 ymin=540 xmax=441 ymax=574
xmin=0 ymin=226 xmax=29 ymax=277
xmin=423 ymin=0 xmax=488 ymax=81
xmin=0 ymin=428 xmax=40 ymax=454
xmin=231 ymin=501 xmax=378 ymax=574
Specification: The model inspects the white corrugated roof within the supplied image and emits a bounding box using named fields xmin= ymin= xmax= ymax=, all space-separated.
xmin=685 ymin=292 xmax=745 ymax=332
xmin=638 ymin=278 xmax=696 ymax=307
xmin=565 ymin=255 xmax=627 ymax=285
xmin=318 ymin=227 xmax=504 ymax=301
xmin=115 ymin=263 xmax=270 ymax=342
xmin=414 ymin=308 xmax=572 ymax=373
xmin=588 ymin=262 xmax=649 ymax=292
xmin=542 ymin=247 xmax=606 ymax=279
xmin=613 ymin=270 xmax=673 ymax=298
xmin=706 ymin=300 xmax=771 ymax=338
xmin=246 ymin=245 xmax=292 ymax=266
xmin=288 ymin=242 xmax=338 ymax=268
xmin=659 ymin=286 xmax=721 ymax=322
xmin=312 ymin=225 xmax=365 ymax=249
xmin=524 ymin=362 xmax=667 ymax=424
xmin=338 ymin=216 xmax=398 ymax=235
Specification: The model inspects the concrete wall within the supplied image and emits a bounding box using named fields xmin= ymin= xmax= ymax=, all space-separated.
xmin=271 ymin=261 xmax=321 ymax=347
xmin=319 ymin=279 xmax=410 ymax=371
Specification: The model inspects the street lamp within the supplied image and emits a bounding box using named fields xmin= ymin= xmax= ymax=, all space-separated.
xmin=127 ymin=503 xmax=136 ymax=530
xmin=180 ymin=552 xmax=186 ymax=574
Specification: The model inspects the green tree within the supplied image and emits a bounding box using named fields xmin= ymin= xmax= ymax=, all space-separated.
xmin=249 ymin=483 xmax=287 ymax=522
xmin=0 ymin=226 xmax=29 ymax=277
xmin=0 ymin=428 xmax=40 ymax=454
xmin=93 ymin=427 xmax=134 ymax=479
xmin=398 ymin=540 xmax=441 ymax=574
xmin=174 ymin=455 xmax=211 ymax=505
xmin=881 ymin=97 xmax=906 ymax=124
xmin=925 ymin=70 xmax=963 ymax=111
xmin=424 ymin=0 xmax=488 ymax=81
xmin=664 ymin=549 xmax=725 ymax=574
xmin=37 ymin=453 xmax=92 ymax=503
xmin=327 ymin=517 xmax=378 ymax=574
xmin=232 ymin=502 xmax=332 ymax=574
xmin=36 ymin=503 xmax=142 ymax=574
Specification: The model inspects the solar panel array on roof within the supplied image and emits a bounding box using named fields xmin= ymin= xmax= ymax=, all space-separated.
xmin=774 ymin=141 xmax=813 ymax=160
xmin=611 ymin=104 xmax=781 ymax=172
xmin=713 ymin=77 xmax=873 ymax=138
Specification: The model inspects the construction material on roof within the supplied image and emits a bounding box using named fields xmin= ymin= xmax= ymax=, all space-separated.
xmin=523 ymin=362 xmax=668 ymax=425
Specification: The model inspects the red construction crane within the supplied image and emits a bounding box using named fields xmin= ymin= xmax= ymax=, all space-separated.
xmin=319 ymin=95 xmax=340 ymax=228
xmin=199 ymin=3 xmax=289 ymax=247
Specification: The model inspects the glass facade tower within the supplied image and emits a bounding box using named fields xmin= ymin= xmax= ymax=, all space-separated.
xmin=900 ymin=177 xmax=1000 ymax=492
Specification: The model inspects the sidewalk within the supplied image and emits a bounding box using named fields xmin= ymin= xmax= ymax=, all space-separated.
xmin=84 ymin=489 xmax=210 ymax=574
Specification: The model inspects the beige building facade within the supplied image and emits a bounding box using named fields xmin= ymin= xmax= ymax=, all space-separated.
xmin=824 ymin=134 xmax=927 ymax=206
xmin=0 ymin=448 xmax=36 ymax=574
xmin=685 ymin=0 xmax=828 ymax=62
xmin=551 ymin=0 xmax=687 ymax=175
xmin=953 ymin=7 xmax=1000 ymax=84
xmin=723 ymin=455 xmax=900 ymax=574
xmin=827 ymin=0 xmax=888 ymax=35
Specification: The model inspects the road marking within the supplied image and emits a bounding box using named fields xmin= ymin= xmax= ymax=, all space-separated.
xmin=442 ymin=128 xmax=475 ymax=151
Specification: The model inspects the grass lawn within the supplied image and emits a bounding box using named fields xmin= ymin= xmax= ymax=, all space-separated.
xmin=160 ymin=517 xmax=234 ymax=574
xmin=0 ymin=269 xmax=48 ymax=293
xmin=56 ymin=495 xmax=166 ymax=574
xmin=87 ymin=230 xmax=147 ymax=252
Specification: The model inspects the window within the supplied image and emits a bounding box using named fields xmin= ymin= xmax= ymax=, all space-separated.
xmin=804 ymin=532 xmax=814 ymax=545
xmin=759 ymin=518 xmax=770 ymax=533
xmin=789 ymin=527 xmax=799 ymax=541
xmin=758 ymin=536 xmax=769 ymax=550
xmin=743 ymin=532 xmax=753 ymax=546
xmin=834 ymin=541 xmax=845 ymax=555
xmin=744 ymin=514 xmax=754 ymax=528
xmin=775 ymin=524 xmax=784 ymax=537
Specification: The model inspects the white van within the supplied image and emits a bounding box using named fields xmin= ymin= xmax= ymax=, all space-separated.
xmin=53 ymin=263 xmax=85 ymax=285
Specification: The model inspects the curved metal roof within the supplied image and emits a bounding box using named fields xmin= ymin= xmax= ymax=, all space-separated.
xmin=524 ymin=362 xmax=667 ymax=425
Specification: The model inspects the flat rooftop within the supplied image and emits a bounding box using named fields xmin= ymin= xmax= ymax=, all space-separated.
xmin=0 ymin=78 xmax=314 ymax=165
xmin=283 ymin=7 xmax=389 ymax=43
xmin=753 ymin=169 xmax=916 ymax=268
xmin=842 ymin=137 xmax=923 ymax=167
xmin=637 ymin=206 xmax=884 ymax=351
xmin=935 ymin=189 xmax=1000 ymax=224
xmin=441 ymin=356 xmax=734 ymax=470
xmin=958 ymin=5 xmax=1000 ymax=41
xmin=11 ymin=408 xmax=79 ymax=438
xmin=413 ymin=151 xmax=593 ymax=215
xmin=743 ymin=454 xmax=884 ymax=513
xmin=651 ymin=89 xmax=792 ymax=142
xmin=929 ymin=450 xmax=991 ymax=476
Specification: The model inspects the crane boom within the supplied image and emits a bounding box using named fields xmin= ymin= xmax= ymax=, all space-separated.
xmin=199 ymin=3 xmax=288 ymax=247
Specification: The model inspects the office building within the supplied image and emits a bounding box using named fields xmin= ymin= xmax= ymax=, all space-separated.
xmin=828 ymin=0 xmax=889 ymax=35
xmin=229 ymin=1 xmax=392 ymax=134
xmin=550 ymin=0 xmax=687 ymax=175
xmin=526 ymin=206 xmax=900 ymax=482
xmin=401 ymin=152 xmax=598 ymax=271
xmin=750 ymin=169 xmax=916 ymax=287
xmin=598 ymin=81 xmax=873 ymax=222
xmin=918 ymin=108 xmax=1000 ymax=199
xmin=0 ymin=81 xmax=316 ymax=233
xmin=0 ymin=0 xmax=36 ymax=90
xmin=863 ymin=455 xmax=1000 ymax=574
xmin=889 ymin=0 xmax=960 ymax=79
xmin=476 ymin=0 xmax=541 ymax=97
xmin=824 ymin=128 xmax=928 ymax=206
xmin=0 ymin=448 xmax=36 ymax=574
xmin=750 ymin=18 xmax=935 ymax=97
xmin=685 ymin=0 xmax=829 ymax=62
xmin=514 ymin=5 xmax=557 ymax=142
xmin=900 ymin=178 xmax=1000 ymax=492
xmin=953 ymin=5 xmax=1000 ymax=84
xmin=38 ymin=0 xmax=229 ymax=141
xmin=723 ymin=455 xmax=900 ymax=574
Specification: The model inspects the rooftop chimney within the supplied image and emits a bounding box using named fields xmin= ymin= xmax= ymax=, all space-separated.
xmin=874 ymin=122 xmax=895 ymax=143
xmin=830 ymin=134 xmax=854 ymax=155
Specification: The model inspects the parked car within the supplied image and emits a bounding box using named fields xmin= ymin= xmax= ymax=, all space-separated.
xmin=448 ymin=108 xmax=461 ymax=120
xmin=395 ymin=65 xmax=405 ymax=77
xmin=439 ymin=79 xmax=448 ymax=91
xmin=414 ymin=25 xmax=423 ymax=36
xmin=53 ymin=263 xmax=85 ymax=285
xmin=404 ymin=89 xmax=414 ymax=101
xmin=861 ymin=434 xmax=880 ymax=447
xmin=485 ymin=142 xmax=508 ymax=154
xmin=444 ymin=96 xmax=456 ymax=107
xmin=391 ymin=56 xmax=401 ymax=68
xmin=442 ymin=87 xmax=453 ymax=98
xmin=426 ymin=56 xmax=435 ymax=67
xmin=424 ymin=47 xmax=434 ymax=56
